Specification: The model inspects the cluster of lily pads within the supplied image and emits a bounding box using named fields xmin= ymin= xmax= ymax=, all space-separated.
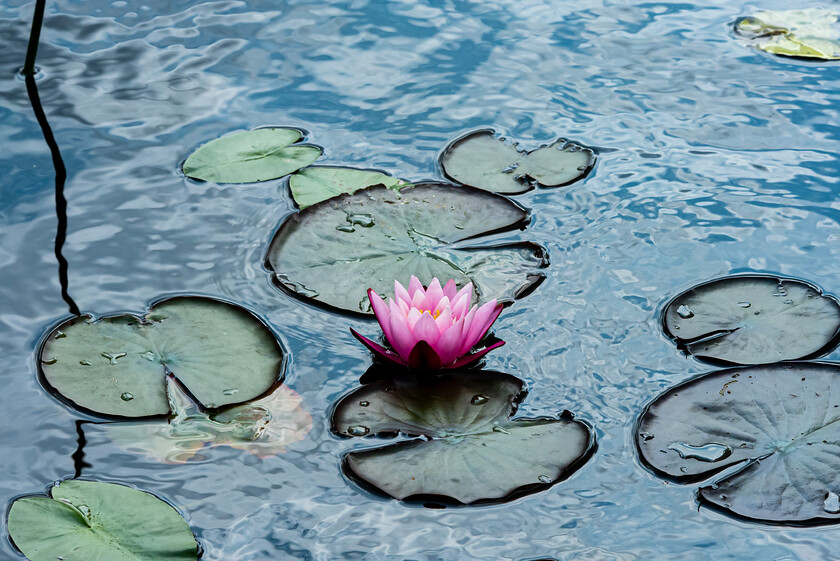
xmin=638 ymin=274 xmax=840 ymax=525
xmin=7 ymin=127 xmax=596 ymax=559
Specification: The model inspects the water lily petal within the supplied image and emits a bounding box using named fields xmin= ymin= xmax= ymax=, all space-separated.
xmin=435 ymin=318 xmax=463 ymax=365
xmin=394 ymin=280 xmax=411 ymax=308
xmin=407 ymin=308 xmax=422 ymax=330
xmin=350 ymin=328 xmax=407 ymax=366
xmin=451 ymin=283 xmax=473 ymax=318
xmin=442 ymin=279 xmax=458 ymax=300
xmin=410 ymin=290 xmax=425 ymax=311
xmin=407 ymin=341 xmax=442 ymax=370
xmin=367 ymin=289 xmax=392 ymax=342
xmin=388 ymin=313 xmax=416 ymax=360
xmin=434 ymin=296 xmax=451 ymax=315
xmin=461 ymin=300 xmax=503 ymax=354
xmin=434 ymin=306 xmax=452 ymax=333
xmin=408 ymin=275 xmax=424 ymax=297
xmin=425 ymin=278 xmax=444 ymax=310
xmin=413 ymin=312 xmax=441 ymax=346
xmin=457 ymin=306 xmax=478 ymax=355
xmin=389 ymin=298 xmax=408 ymax=322
xmin=449 ymin=340 xmax=506 ymax=369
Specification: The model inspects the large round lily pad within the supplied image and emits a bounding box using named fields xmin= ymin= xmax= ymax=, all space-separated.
xmin=183 ymin=128 xmax=322 ymax=183
xmin=40 ymin=297 xmax=284 ymax=418
xmin=440 ymin=130 xmax=595 ymax=194
xmin=289 ymin=166 xmax=407 ymax=209
xmin=637 ymin=362 xmax=840 ymax=525
xmin=734 ymin=9 xmax=840 ymax=61
xmin=663 ymin=275 xmax=840 ymax=365
xmin=8 ymin=479 xmax=197 ymax=561
xmin=332 ymin=370 xmax=594 ymax=504
xmin=267 ymin=183 xmax=548 ymax=315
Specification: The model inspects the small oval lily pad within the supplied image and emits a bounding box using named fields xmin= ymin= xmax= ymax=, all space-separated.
xmin=332 ymin=370 xmax=594 ymax=504
xmin=8 ymin=479 xmax=197 ymax=561
xmin=40 ymin=296 xmax=284 ymax=418
xmin=289 ymin=166 xmax=407 ymax=209
xmin=637 ymin=362 xmax=840 ymax=525
xmin=183 ymin=128 xmax=322 ymax=183
xmin=267 ymin=183 xmax=548 ymax=315
xmin=663 ymin=275 xmax=840 ymax=365
xmin=734 ymin=9 xmax=840 ymax=61
xmin=440 ymin=130 xmax=595 ymax=194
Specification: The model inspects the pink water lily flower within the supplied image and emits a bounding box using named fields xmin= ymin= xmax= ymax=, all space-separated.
xmin=350 ymin=276 xmax=505 ymax=370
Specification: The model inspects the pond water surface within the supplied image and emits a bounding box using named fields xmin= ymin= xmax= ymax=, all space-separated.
xmin=2 ymin=0 xmax=840 ymax=559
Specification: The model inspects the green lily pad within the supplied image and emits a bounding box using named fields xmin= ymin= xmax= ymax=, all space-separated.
xmin=183 ymin=128 xmax=322 ymax=183
xmin=289 ymin=166 xmax=408 ymax=209
xmin=100 ymin=377 xmax=311 ymax=463
xmin=734 ymin=9 xmax=840 ymax=61
xmin=8 ymin=479 xmax=197 ymax=561
xmin=637 ymin=362 xmax=840 ymax=524
xmin=332 ymin=370 xmax=594 ymax=504
xmin=40 ymin=297 xmax=284 ymax=418
xmin=440 ymin=130 xmax=595 ymax=194
xmin=266 ymin=183 xmax=548 ymax=315
xmin=663 ymin=276 xmax=840 ymax=365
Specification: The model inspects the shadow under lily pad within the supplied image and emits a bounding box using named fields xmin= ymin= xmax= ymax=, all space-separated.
xmin=8 ymin=479 xmax=198 ymax=561
xmin=267 ymin=183 xmax=548 ymax=316
xmin=663 ymin=275 xmax=840 ymax=365
xmin=332 ymin=368 xmax=595 ymax=505
xmin=637 ymin=362 xmax=840 ymax=525
xmin=440 ymin=129 xmax=595 ymax=194
xmin=40 ymin=296 xmax=285 ymax=418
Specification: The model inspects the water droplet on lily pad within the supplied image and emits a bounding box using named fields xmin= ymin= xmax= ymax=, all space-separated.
xmin=223 ymin=388 xmax=239 ymax=396
xmin=42 ymin=357 xmax=57 ymax=365
xmin=737 ymin=301 xmax=751 ymax=309
xmin=348 ymin=425 xmax=370 ymax=436
xmin=825 ymin=492 xmax=840 ymax=514
xmin=676 ymin=305 xmax=694 ymax=319
xmin=120 ymin=392 xmax=134 ymax=402
xmin=538 ymin=474 xmax=552 ymax=484
xmin=359 ymin=401 xmax=370 ymax=407
xmin=668 ymin=442 xmax=732 ymax=462
xmin=470 ymin=394 xmax=489 ymax=405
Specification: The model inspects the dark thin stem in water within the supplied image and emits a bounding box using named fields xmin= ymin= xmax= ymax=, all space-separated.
xmin=23 ymin=0 xmax=80 ymax=316
xmin=23 ymin=0 xmax=45 ymax=77
xmin=72 ymin=420 xmax=92 ymax=478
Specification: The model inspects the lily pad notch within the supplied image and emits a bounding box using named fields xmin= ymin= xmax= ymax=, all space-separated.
xmin=266 ymin=182 xmax=549 ymax=316
xmin=182 ymin=127 xmax=322 ymax=183
xmin=636 ymin=362 xmax=840 ymax=525
xmin=39 ymin=295 xmax=286 ymax=418
xmin=662 ymin=275 xmax=840 ymax=365
xmin=332 ymin=369 xmax=596 ymax=505
xmin=439 ymin=129 xmax=596 ymax=195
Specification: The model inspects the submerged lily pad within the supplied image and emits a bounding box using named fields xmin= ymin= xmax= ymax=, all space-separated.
xmin=40 ymin=297 xmax=284 ymax=418
xmin=289 ymin=166 xmax=407 ymax=209
xmin=8 ymin=480 xmax=197 ymax=561
xmin=332 ymin=370 xmax=594 ymax=504
xmin=637 ymin=362 xmax=840 ymax=524
xmin=734 ymin=9 xmax=840 ymax=61
xmin=663 ymin=275 xmax=840 ymax=365
xmin=440 ymin=130 xmax=595 ymax=194
xmin=267 ymin=183 xmax=548 ymax=315
xmin=101 ymin=377 xmax=312 ymax=463
xmin=183 ymin=128 xmax=322 ymax=183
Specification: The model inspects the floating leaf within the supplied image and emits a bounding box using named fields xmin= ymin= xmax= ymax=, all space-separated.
xmin=100 ymin=378 xmax=312 ymax=463
xmin=734 ymin=9 xmax=840 ymax=61
xmin=267 ymin=183 xmax=548 ymax=315
xmin=332 ymin=369 xmax=594 ymax=504
xmin=289 ymin=166 xmax=407 ymax=209
xmin=40 ymin=297 xmax=284 ymax=417
xmin=440 ymin=130 xmax=594 ymax=194
xmin=637 ymin=362 xmax=840 ymax=524
xmin=663 ymin=275 xmax=840 ymax=365
xmin=8 ymin=480 xmax=197 ymax=561
xmin=183 ymin=128 xmax=322 ymax=183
